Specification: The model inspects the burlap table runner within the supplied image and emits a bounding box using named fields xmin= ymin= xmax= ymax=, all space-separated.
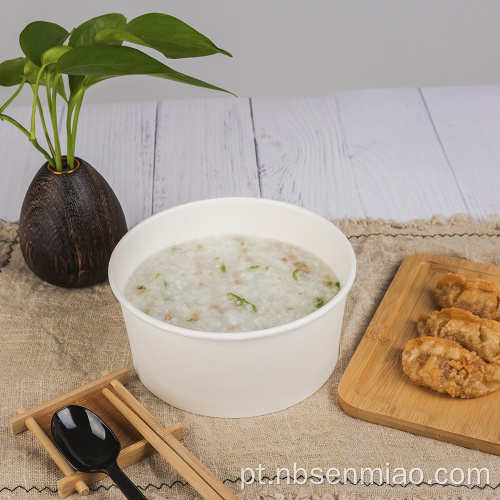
xmin=1 ymin=215 xmax=500 ymax=500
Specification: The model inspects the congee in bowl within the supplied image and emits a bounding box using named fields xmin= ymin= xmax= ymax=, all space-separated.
xmin=125 ymin=234 xmax=341 ymax=332
xmin=109 ymin=197 xmax=356 ymax=417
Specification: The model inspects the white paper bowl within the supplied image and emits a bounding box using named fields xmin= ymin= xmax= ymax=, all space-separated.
xmin=109 ymin=197 xmax=356 ymax=417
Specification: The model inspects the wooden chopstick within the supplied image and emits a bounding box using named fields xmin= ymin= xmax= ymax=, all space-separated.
xmin=108 ymin=380 xmax=238 ymax=500
xmin=17 ymin=407 xmax=90 ymax=496
xmin=102 ymin=388 xmax=236 ymax=500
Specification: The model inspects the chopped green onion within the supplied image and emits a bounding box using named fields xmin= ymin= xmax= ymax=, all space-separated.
xmin=137 ymin=285 xmax=146 ymax=290
xmin=221 ymin=264 xmax=227 ymax=273
xmin=335 ymin=281 xmax=341 ymax=290
xmin=163 ymin=281 xmax=168 ymax=287
xmin=154 ymin=273 xmax=160 ymax=279
xmin=316 ymin=298 xmax=324 ymax=309
xmin=249 ymin=265 xmax=260 ymax=269
xmin=265 ymin=266 xmax=270 ymax=271
xmin=292 ymin=269 xmax=300 ymax=281
xmin=240 ymin=241 xmax=244 ymax=245
xmin=227 ymin=293 xmax=257 ymax=312
xmin=187 ymin=313 xmax=199 ymax=322
xmin=326 ymin=281 xmax=333 ymax=286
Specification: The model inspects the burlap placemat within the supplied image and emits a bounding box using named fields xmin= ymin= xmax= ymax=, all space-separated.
xmin=1 ymin=215 xmax=500 ymax=500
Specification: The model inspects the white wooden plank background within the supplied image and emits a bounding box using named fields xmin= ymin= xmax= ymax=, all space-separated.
xmin=153 ymin=98 xmax=259 ymax=214
xmin=335 ymin=88 xmax=468 ymax=220
xmin=420 ymin=86 xmax=500 ymax=220
xmin=250 ymin=95 xmax=364 ymax=219
xmin=1 ymin=86 xmax=499 ymax=224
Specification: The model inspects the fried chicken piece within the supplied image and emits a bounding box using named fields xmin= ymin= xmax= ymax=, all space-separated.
xmin=435 ymin=273 xmax=500 ymax=320
xmin=418 ymin=307 xmax=500 ymax=363
xmin=402 ymin=336 xmax=500 ymax=398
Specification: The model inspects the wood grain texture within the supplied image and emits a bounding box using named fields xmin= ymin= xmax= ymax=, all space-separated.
xmin=17 ymin=408 xmax=89 ymax=496
xmin=19 ymin=158 xmax=127 ymax=287
xmin=153 ymin=97 xmax=259 ymax=213
xmin=251 ymin=95 xmax=364 ymax=219
xmin=421 ymin=86 xmax=500 ymax=219
xmin=335 ymin=88 xmax=468 ymax=219
xmin=338 ymin=253 xmax=500 ymax=455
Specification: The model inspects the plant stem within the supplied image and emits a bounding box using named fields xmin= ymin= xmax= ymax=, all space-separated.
xmin=70 ymin=97 xmax=83 ymax=166
xmin=0 ymin=113 xmax=54 ymax=167
xmin=66 ymin=99 xmax=77 ymax=168
xmin=66 ymin=103 xmax=73 ymax=164
xmin=67 ymin=89 xmax=85 ymax=168
xmin=66 ymin=103 xmax=75 ymax=168
xmin=48 ymin=72 xmax=62 ymax=171
xmin=30 ymin=67 xmax=46 ymax=141
xmin=0 ymin=78 xmax=27 ymax=114
xmin=39 ymin=90 xmax=56 ymax=159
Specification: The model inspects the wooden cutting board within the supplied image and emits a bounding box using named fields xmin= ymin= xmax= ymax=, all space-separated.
xmin=338 ymin=253 xmax=500 ymax=455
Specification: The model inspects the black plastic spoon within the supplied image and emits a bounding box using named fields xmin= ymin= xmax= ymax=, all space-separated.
xmin=51 ymin=405 xmax=147 ymax=500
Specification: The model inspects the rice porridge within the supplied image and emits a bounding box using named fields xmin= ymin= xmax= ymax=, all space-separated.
xmin=125 ymin=235 xmax=340 ymax=332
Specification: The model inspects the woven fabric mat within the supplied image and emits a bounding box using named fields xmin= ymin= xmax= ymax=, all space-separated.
xmin=1 ymin=215 xmax=500 ymax=500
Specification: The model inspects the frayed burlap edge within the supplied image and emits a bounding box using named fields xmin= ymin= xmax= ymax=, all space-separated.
xmin=332 ymin=214 xmax=500 ymax=238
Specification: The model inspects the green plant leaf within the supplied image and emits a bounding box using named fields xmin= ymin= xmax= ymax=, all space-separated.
xmin=41 ymin=46 xmax=73 ymax=66
xmin=19 ymin=21 xmax=69 ymax=66
xmin=124 ymin=13 xmax=232 ymax=59
xmin=0 ymin=57 xmax=26 ymax=86
xmin=57 ymin=45 xmax=235 ymax=95
xmin=94 ymin=28 xmax=150 ymax=48
xmin=69 ymin=75 xmax=113 ymax=103
xmin=82 ymin=75 xmax=114 ymax=89
xmin=68 ymin=75 xmax=85 ymax=95
xmin=69 ymin=13 xmax=127 ymax=47
xmin=23 ymin=60 xmax=43 ymax=85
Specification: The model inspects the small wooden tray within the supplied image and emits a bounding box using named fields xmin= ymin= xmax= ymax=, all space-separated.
xmin=338 ymin=253 xmax=500 ymax=455
xmin=9 ymin=368 xmax=184 ymax=497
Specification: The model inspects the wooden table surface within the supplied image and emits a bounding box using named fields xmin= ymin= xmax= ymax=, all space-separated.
xmin=1 ymin=86 xmax=499 ymax=226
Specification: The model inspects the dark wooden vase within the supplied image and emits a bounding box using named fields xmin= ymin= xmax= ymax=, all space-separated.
xmin=19 ymin=158 xmax=127 ymax=287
